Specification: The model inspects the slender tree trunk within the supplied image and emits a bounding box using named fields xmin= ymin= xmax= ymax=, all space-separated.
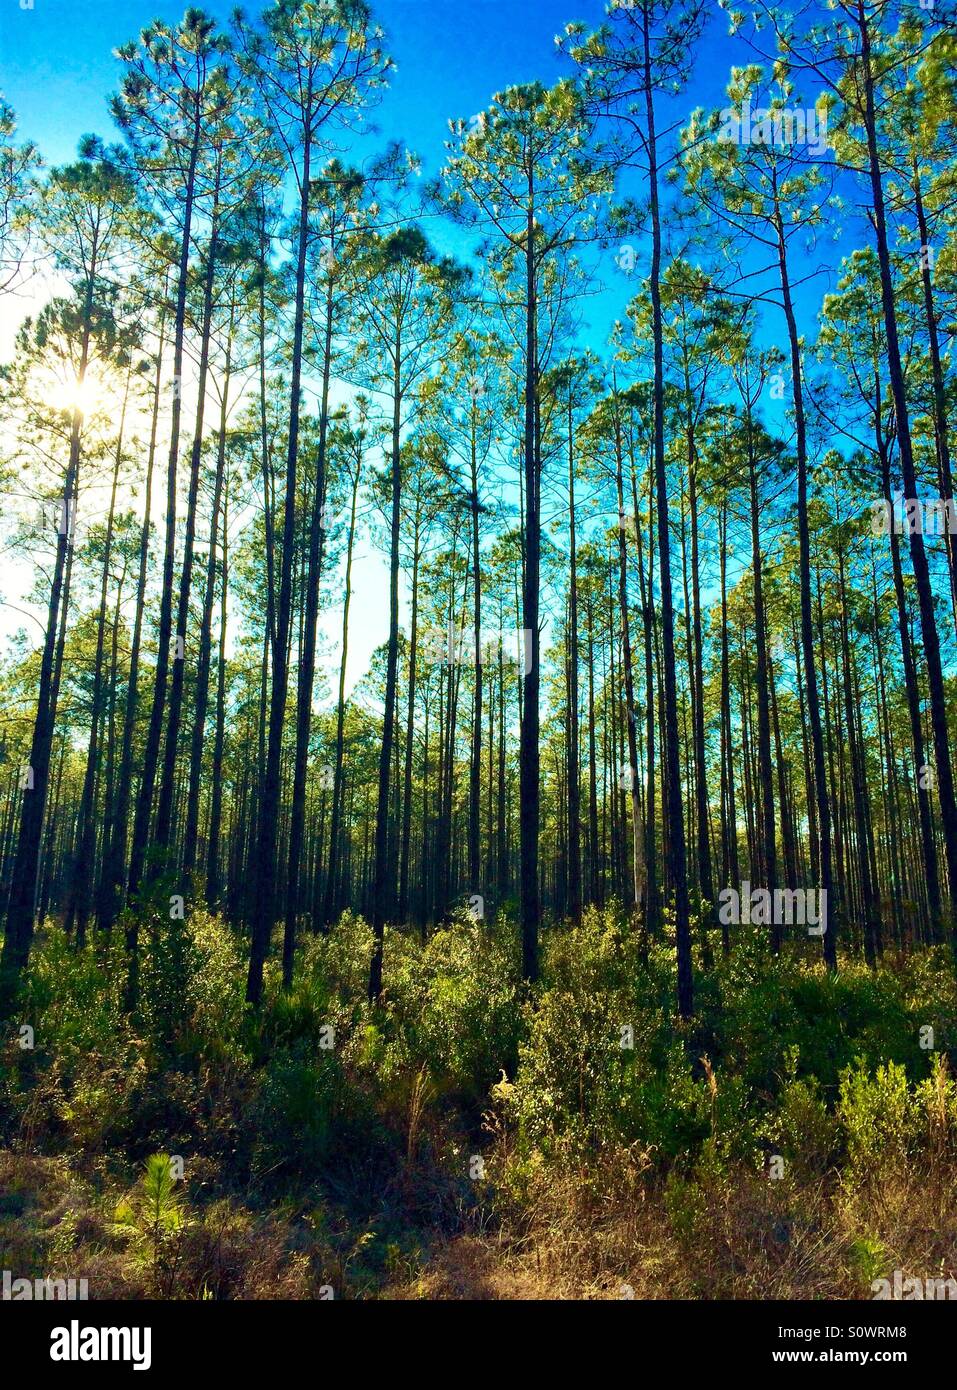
xmin=283 ymin=276 xmax=334 ymax=984
xmin=859 ymin=8 xmax=957 ymax=951
xmin=519 ymin=188 xmax=541 ymax=984
xmin=323 ymin=454 xmax=360 ymax=932
xmin=99 ymin=302 xmax=165 ymax=931
xmin=1 ymin=244 xmax=97 ymax=1004
xmin=127 ymin=109 xmax=202 ymax=924
xmin=206 ymin=475 xmax=229 ymax=907
xmin=566 ymin=393 xmax=582 ymax=922
xmin=184 ymin=311 xmax=232 ymax=875
xmin=468 ymin=420 xmax=483 ymax=894
xmin=247 ymin=103 xmax=314 ymax=1006
xmin=66 ymin=367 xmax=129 ymax=945
xmin=398 ymin=501 xmax=419 ymax=923
xmin=614 ymin=390 xmax=643 ymax=914
xmin=369 ymin=348 xmax=403 ymax=1001
xmin=642 ymin=13 xmax=692 ymax=1015
xmin=155 ymin=169 xmax=223 ymax=858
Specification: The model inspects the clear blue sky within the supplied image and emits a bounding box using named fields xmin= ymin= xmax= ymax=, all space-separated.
xmin=0 ymin=0 xmax=852 ymax=687
xmin=0 ymin=0 xmax=824 ymax=350
xmin=0 ymin=0 xmax=608 ymax=164
xmin=0 ymin=0 xmax=742 ymax=181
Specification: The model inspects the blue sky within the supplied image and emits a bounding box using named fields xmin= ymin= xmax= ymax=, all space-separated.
xmin=0 ymin=1 xmax=742 ymax=189
xmin=0 ymin=0 xmax=609 ymax=161
xmin=0 ymin=0 xmax=830 ymax=370
xmin=0 ymin=0 xmax=853 ymax=696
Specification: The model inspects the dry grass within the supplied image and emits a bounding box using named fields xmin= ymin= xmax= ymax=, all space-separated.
xmin=0 ymin=1150 xmax=329 ymax=1299
xmin=384 ymin=1144 xmax=957 ymax=1300
xmin=4 ymin=1140 xmax=956 ymax=1301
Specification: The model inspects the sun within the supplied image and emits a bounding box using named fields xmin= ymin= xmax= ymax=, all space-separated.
xmin=46 ymin=372 xmax=109 ymax=418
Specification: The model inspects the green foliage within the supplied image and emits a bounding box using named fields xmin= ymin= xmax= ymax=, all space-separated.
xmin=838 ymin=1059 xmax=920 ymax=1184
xmin=846 ymin=1235 xmax=891 ymax=1290
xmin=769 ymin=1068 xmax=840 ymax=1181
xmin=489 ymin=910 xmax=957 ymax=1185
xmin=21 ymin=925 xmax=126 ymax=1062
xmin=6 ymin=899 xmax=957 ymax=1305
xmin=383 ymin=908 xmax=523 ymax=1102
xmin=113 ymin=1152 xmax=190 ymax=1296
xmin=181 ymin=910 xmax=248 ymax=1061
xmin=250 ymin=1045 xmax=377 ymax=1183
xmin=114 ymin=1152 xmax=187 ymax=1239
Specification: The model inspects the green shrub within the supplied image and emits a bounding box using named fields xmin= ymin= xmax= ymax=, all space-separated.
xmin=250 ymin=1043 xmax=380 ymax=1184
xmin=837 ymin=1058 xmax=918 ymax=1184
xmin=390 ymin=909 xmax=522 ymax=1102
xmin=768 ymin=1061 xmax=840 ymax=1180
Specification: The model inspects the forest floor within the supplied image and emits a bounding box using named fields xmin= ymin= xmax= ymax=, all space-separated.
xmin=3 ymin=905 xmax=957 ymax=1300
xmin=3 ymin=1141 xmax=955 ymax=1300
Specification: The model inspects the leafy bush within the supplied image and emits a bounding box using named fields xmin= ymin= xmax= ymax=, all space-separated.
xmin=837 ymin=1058 xmax=918 ymax=1184
xmin=387 ymin=909 xmax=522 ymax=1102
xmin=249 ymin=1043 xmax=380 ymax=1184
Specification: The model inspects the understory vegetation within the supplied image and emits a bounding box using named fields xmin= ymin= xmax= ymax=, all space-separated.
xmin=3 ymin=902 xmax=956 ymax=1300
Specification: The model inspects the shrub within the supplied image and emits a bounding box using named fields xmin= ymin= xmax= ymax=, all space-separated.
xmin=390 ymin=909 xmax=522 ymax=1102
xmin=837 ymin=1058 xmax=918 ymax=1185
xmin=249 ymin=1043 xmax=381 ymax=1185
